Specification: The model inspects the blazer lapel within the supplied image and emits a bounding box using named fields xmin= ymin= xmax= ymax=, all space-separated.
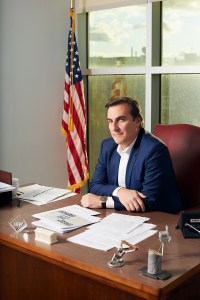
xmin=125 ymin=128 xmax=144 ymax=187
xmin=108 ymin=148 xmax=121 ymax=185
xmin=125 ymin=150 xmax=138 ymax=187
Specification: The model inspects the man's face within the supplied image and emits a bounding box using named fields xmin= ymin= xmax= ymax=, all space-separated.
xmin=107 ymin=103 xmax=141 ymax=149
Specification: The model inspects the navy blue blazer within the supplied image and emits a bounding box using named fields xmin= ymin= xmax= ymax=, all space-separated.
xmin=89 ymin=128 xmax=182 ymax=214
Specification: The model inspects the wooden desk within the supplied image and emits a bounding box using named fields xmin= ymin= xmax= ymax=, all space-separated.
xmin=0 ymin=195 xmax=199 ymax=300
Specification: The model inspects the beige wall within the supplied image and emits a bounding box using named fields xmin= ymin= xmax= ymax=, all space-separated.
xmin=0 ymin=0 xmax=70 ymax=188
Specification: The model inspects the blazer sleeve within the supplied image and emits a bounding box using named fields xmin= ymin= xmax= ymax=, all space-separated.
xmin=137 ymin=141 xmax=182 ymax=213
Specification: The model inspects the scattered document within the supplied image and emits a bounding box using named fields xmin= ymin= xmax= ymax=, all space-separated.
xmin=32 ymin=205 xmax=101 ymax=233
xmin=87 ymin=213 xmax=150 ymax=233
xmin=0 ymin=182 xmax=15 ymax=193
xmin=68 ymin=213 xmax=157 ymax=251
xmin=18 ymin=184 xmax=75 ymax=205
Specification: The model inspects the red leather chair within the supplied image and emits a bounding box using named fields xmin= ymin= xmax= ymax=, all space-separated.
xmin=153 ymin=124 xmax=200 ymax=211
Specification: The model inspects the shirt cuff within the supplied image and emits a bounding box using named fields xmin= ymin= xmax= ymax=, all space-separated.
xmin=106 ymin=197 xmax=114 ymax=208
xmin=112 ymin=186 xmax=123 ymax=197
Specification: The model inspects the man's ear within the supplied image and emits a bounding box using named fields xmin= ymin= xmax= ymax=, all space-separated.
xmin=135 ymin=117 xmax=142 ymax=127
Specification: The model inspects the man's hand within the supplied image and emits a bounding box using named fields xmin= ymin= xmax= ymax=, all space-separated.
xmin=81 ymin=193 xmax=102 ymax=209
xmin=117 ymin=188 xmax=146 ymax=212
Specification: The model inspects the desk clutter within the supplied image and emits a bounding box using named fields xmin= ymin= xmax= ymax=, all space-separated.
xmin=7 ymin=199 xmax=199 ymax=283
xmin=0 ymin=169 xmax=76 ymax=206
xmin=9 ymin=203 xmax=157 ymax=252
xmin=9 ymin=205 xmax=172 ymax=280
xmin=2 ymin=172 xmax=181 ymax=282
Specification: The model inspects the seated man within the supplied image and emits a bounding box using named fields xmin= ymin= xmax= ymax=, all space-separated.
xmin=81 ymin=97 xmax=182 ymax=214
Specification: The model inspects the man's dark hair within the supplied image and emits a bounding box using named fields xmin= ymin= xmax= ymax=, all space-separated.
xmin=105 ymin=96 xmax=144 ymax=127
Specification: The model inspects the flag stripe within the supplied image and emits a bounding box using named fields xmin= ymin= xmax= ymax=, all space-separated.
xmin=62 ymin=7 xmax=89 ymax=192
xmin=68 ymin=140 xmax=84 ymax=182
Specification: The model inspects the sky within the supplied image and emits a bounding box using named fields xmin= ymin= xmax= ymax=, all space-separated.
xmin=89 ymin=0 xmax=200 ymax=60
xmin=89 ymin=5 xmax=146 ymax=58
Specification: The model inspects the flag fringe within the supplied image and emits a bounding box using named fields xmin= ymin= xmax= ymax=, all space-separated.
xmin=67 ymin=173 xmax=89 ymax=191
xmin=61 ymin=126 xmax=68 ymax=138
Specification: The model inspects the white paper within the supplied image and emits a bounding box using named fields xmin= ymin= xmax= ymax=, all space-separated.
xmin=32 ymin=205 xmax=101 ymax=233
xmin=32 ymin=219 xmax=79 ymax=233
xmin=88 ymin=213 xmax=150 ymax=233
xmin=18 ymin=184 xmax=74 ymax=205
xmin=68 ymin=226 xmax=157 ymax=251
xmin=0 ymin=181 xmax=15 ymax=193
xmin=68 ymin=230 xmax=114 ymax=251
xmin=68 ymin=213 xmax=157 ymax=251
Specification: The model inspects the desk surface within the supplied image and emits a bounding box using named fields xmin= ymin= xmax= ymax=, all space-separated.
xmin=0 ymin=194 xmax=200 ymax=300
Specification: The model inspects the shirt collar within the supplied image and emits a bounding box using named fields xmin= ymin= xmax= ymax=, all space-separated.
xmin=117 ymin=137 xmax=137 ymax=156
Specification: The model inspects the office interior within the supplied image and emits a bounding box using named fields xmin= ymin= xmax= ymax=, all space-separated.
xmin=0 ymin=2 xmax=200 ymax=300
xmin=0 ymin=0 xmax=200 ymax=189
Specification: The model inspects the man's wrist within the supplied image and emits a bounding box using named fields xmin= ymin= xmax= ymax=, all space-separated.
xmin=112 ymin=186 xmax=123 ymax=197
xmin=100 ymin=196 xmax=107 ymax=208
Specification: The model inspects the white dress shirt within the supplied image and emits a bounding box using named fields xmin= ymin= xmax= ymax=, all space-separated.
xmin=106 ymin=139 xmax=136 ymax=208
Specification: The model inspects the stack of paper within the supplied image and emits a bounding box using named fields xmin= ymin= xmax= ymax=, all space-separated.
xmin=0 ymin=182 xmax=15 ymax=193
xmin=34 ymin=227 xmax=58 ymax=245
xmin=68 ymin=213 xmax=157 ymax=251
xmin=32 ymin=205 xmax=101 ymax=233
xmin=18 ymin=184 xmax=75 ymax=205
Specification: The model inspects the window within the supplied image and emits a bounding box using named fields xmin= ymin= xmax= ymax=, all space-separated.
xmin=161 ymin=74 xmax=200 ymax=124
xmin=160 ymin=0 xmax=200 ymax=125
xmin=88 ymin=6 xmax=146 ymax=68
xmin=162 ymin=0 xmax=200 ymax=66
xmin=78 ymin=0 xmax=200 ymax=176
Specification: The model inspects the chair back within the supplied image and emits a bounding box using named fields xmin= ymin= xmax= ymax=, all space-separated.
xmin=153 ymin=124 xmax=200 ymax=210
xmin=0 ymin=170 xmax=12 ymax=205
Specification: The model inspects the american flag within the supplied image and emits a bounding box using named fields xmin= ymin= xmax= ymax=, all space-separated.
xmin=62 ymin=8 xmax=89 ymax=192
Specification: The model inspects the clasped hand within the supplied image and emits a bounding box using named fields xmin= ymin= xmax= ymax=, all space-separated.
xmin=117 ymin=188 xmax=146 ymax=212
xmin=81 ymin=188 xmax=146 ymax=212
xmin=81 ymin=193 xmax=102 ymax=209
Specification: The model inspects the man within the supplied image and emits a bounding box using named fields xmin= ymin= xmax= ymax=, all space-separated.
xmin=81 ymin=97 xmax=182 ymax=214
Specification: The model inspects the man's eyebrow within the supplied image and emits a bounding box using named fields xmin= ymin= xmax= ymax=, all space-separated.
xmin=117 ymin=115 xmax=127 ymax=119
xmin=107 ymin=115 xmax=127 ymax=121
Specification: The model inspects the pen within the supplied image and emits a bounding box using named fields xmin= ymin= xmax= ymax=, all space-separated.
xmin=185 ymin=223 xmax=200 ymax=234
xmin=121 ymin=240 xmax=139 ymax=251
xmin=33 ymin=187 xmax=54 ymax=197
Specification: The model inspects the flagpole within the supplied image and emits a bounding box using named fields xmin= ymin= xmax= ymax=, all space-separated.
xmin=69 ymin=2 xmax=75 ymax=131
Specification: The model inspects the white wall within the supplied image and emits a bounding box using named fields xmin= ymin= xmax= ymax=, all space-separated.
xmin=0 ymin=0 xmax=70 ymax=188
